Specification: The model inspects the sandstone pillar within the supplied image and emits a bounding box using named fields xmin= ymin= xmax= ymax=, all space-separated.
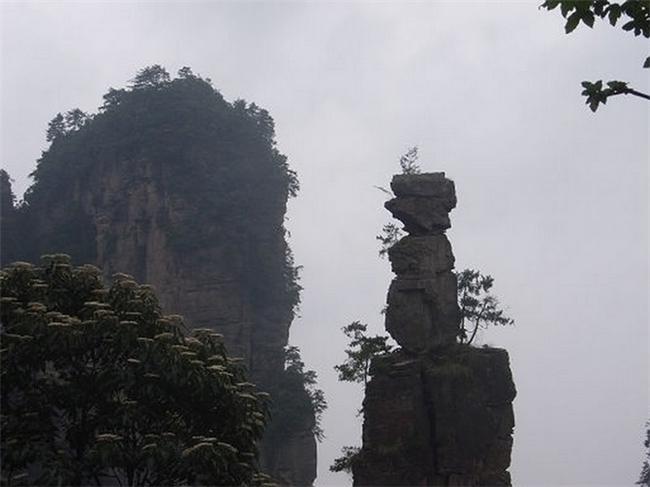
xmin=354 ymin=173 xmax=516 ymax=487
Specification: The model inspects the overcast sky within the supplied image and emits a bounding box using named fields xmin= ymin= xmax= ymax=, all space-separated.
xmin=1 ymin=1 xmax=648 ymax=485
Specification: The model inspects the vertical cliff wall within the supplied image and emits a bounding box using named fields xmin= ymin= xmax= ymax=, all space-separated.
xmin=353 ymin=174 xmax=516 ymax=486
xmin=2 ymin=71 xmax=316 ymax=485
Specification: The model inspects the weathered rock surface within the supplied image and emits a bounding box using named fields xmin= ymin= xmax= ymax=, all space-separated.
xmin=385 ymin=172 xmax=457 ymax=236
xmin=388 ymin=235 xmax=454 ymax=278
xmin=384 ymin=197 xmax=453 ymax=235
xmin=263 ymin=421 xmax=318 ymax=487
xmin=391 ymin=173 xmax=457 ymax=202
xmin=384 ymin=173 xmax=460 ymax=352
xmin=355 ymin=348 xmax=516 ymax=486
xmin=385 ymin=275 xmax=460 ymax=352
xmin=354 ymin=172 xmax=516 ymax=486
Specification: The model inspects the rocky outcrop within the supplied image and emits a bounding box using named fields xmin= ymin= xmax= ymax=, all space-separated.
xmin=3 ymin=73 xmax=316 ymax=485
xmin=354 ymin=173 xmax=516 ymax=486
xmin=384 ymin=175 xmax=460 ymax=352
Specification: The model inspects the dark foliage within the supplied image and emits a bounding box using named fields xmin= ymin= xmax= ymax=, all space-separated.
xmin=334 ymin=321 xmax=393 ymax=387
xmin=0 ymin=170 xmax=20 ymax=266
xmin=265 ymin=346 xmax=326 ymax=445
xmin=457 ymin=269 xmax=514 ymax=345
xmin=330 ymin=446 xmax=361 ymax=474
xmin=0 ymin=255 xmax=271 ymax=486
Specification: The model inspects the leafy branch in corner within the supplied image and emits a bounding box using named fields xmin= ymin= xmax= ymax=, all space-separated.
xmin=540 ymin=0 xmax=650 ymax=111
xmin=581 ymin=80 xmax=650 ymax=112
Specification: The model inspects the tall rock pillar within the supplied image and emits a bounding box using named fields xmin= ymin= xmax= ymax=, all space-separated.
xmin=354 ymin=173 xmax=516 ymax=486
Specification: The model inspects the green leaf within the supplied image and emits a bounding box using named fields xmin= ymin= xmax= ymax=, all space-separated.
xmin=606 ymin=80 xmax=629 ymax=92
xmin=541 ymin=0 xmax=561 ymax=10
xmin=608 ymin=4 xmax=622 ymax=26
xmin=622 ymin=20 xmax=635 ymax=31
xmin=593 ymin=0 xmax=607 ymax=17
xmin=565 ymin=11 xmax=581 ymax=33
xmin=560 ymin=1 xmax=574 ymax=17
xmin=581 ymin=10 xmax=595 ymax=28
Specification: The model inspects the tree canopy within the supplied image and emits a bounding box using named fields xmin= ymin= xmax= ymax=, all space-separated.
xmin=1 ymin=255 xmax=271 ymax=486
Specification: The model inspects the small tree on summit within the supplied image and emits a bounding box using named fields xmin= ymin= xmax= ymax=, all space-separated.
xmin=399 ymin=146 xmax=421 ymax=175
xmin=100 ymin=88 xmax=127 ymax=111
xmin=46 ymin=113 xmax=66 ymax=142
xmin=130 ymin=65 xmax=171 ymax=90
xmin=177 ymin=66 xmax=195 ymax=79
xmin=45 ymin=110 xmax=89 ymax=141
xmin=64 ymin=108 xmax=89 ymax=131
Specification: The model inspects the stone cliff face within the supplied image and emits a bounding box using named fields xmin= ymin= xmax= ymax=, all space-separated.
xmin=20 ymin=157 xmax=316 ymax=485
xmin=354 ymin=173 xmax=516 ymax=486
xmin=3 ymin=74 xmax=316 ymax=485
xmin=36 ymin=158 xmax=289 ymax=389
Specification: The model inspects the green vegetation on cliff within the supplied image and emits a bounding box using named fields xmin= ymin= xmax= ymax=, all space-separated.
xmin=267 ymin=346 xmax=327 ymax=443
xmin=6 ymin=64 xmax=301 ymax=319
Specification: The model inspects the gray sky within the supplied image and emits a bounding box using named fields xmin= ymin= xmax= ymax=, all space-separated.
xmin=1 ymin=1 xmax=648 ymax=485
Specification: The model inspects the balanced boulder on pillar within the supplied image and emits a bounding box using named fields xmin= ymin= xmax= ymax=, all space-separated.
xmin=384 ymin=173 xmax=460 ymax=352
xmin=355 ymin=172 xmax=516 ymax=487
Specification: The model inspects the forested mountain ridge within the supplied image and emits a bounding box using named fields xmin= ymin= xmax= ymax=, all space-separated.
xmin=1 ymin=65 xmax=318 ymax=485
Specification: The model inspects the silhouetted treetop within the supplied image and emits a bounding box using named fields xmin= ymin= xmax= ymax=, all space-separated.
xmin=30 ymin=65 xmax=298 ymax=207
xmin=129 ymin=64 xmax=171 ymax=90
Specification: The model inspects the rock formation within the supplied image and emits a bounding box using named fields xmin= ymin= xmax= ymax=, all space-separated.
xmin=353 ymin=173 xmax=516 ymax=486
xmin=1 ymin=72 xmax=316 ymax=485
